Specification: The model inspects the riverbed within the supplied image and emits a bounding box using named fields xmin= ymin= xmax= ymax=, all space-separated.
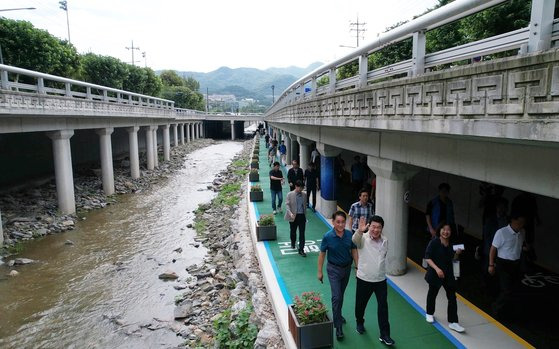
xmin=0 ymin=141 xmax=243 ymax=349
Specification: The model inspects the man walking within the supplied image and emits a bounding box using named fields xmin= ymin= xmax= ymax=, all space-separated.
xmin=287 ymin=160 xmax=304 ymax=192
xmin=304 ymin=162 xmax=319 ymax=212
xmin=285 ymin=180 xmax=308 ymax=257
xmin=348 ymin=189 xmax=374 ymax=233
xmin=488 ymin=211 xmax=526 ymax=317
xmin=317 ymin=211 xmax=358 ymax=340
xmin=426 ymin=183 xmax=455 ymax=238
xmin=353 ymin=216 xmax=395 ymax=346
xmin=269 ymin=161 xmax=284 ymax=214
xmin=279 ymin=140 xmax=287 ymax=166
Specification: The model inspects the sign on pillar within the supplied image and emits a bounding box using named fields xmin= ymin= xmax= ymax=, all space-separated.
xmin=46 ymin=130 xmax=76 ymax=214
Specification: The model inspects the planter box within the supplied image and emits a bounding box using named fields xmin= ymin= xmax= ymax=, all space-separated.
xmin=249 ymin=190 xmax=263 ymax=202
xmin=250 ymin=162 xmax=259 ymax=169
xmin=249 ymin=172 xmax=260 ymax=182
xmin=288 ymin=305 xmax=333 ymax=349
xmin=256 ymin=223 xmax=276 ymax=241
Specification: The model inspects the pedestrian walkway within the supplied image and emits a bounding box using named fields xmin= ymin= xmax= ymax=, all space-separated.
xmin=246 ymin=137 xmax=533 ymax=349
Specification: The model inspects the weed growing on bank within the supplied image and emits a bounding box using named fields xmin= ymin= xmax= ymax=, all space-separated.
xmin=213 ymin=303 xmax=258 ymax=349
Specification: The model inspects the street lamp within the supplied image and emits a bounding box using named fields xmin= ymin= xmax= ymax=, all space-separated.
xmin=271 ymin=85 xmax=275 ymax=104
xmin=58 ymin=1 xmax=71 ymax=44
xmin=0 ymin=7 xmax=37 ymax=65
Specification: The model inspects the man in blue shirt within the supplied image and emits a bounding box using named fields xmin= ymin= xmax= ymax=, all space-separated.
xmin=279 ymin=140 xmax=287 ymax=166
xmin=317 ymin=211 xmax=358 ymax=340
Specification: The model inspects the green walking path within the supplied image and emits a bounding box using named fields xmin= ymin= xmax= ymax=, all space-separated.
xmin=250 ymin=138 xmax=463 ymax=348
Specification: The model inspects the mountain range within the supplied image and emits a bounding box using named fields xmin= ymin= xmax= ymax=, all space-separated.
xmin=174 ymin=62 xmax=323 ymax=104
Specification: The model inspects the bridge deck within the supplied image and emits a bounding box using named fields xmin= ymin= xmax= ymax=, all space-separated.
xmin=247 ymin=137 xmax=533 ymax=349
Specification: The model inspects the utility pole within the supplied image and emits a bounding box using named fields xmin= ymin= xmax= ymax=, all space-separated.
xmin=349 ymin=14 xmax=366 ymax=48
xmin=125 ymin=40 xmax=140 ymax=66
xmin=59 ymin=1 xmax=71 ymax=44
xmin=206 ymin=87 xmax=209 ymax=112
xmin=271 ymin=85 xmax=275 ymax=103
xmin=142 ymin=51 xmax=147 ymax=67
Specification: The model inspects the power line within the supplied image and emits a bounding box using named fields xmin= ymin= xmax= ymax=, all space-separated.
xmin=125 ymin=40 xmax=140 ymax=66
xmin=349 ymin=14 xmax=367 ymax=48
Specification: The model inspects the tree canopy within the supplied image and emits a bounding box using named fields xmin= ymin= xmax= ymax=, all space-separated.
xmin=0 ymin=18 xmax=80 ymax=77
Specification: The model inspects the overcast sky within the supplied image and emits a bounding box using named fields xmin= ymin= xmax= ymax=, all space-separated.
xmin=2 ymin=0 xmax=439 ymax=73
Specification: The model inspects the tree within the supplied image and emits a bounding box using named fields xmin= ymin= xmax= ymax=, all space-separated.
xmin=0 ymin=18 xmax=80 ymax=77
xmin=123 ymin=65 xmax=162 ymax=96
xmin=79 ymin=53 xmax=129 ymax=89
xmin=160 ymin=85 xmax=205 ymax=110
xmin=159 ymin=70 xmax=184 ymax=87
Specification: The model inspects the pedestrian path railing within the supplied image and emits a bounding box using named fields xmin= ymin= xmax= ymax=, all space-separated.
xmin=0 ymin=64 xmax=175 ymax=109
xmin=266 ymin=0 xmax=559 ymax=116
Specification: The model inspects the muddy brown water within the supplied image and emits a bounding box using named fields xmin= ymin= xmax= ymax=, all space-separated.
xmin=0 ymin=142 xmax=243 ymax=348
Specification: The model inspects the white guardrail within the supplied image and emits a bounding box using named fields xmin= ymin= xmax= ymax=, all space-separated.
xmin=267 ymin=0 xmax=559 ymax=116
xmin=0 ymin=64 xmax=175 ymax=109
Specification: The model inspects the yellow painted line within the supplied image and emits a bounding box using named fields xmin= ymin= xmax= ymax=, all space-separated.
xmin=407 ymin=258 xmax=535 ymax=349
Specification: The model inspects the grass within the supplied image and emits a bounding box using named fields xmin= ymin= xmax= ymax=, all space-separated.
xmin=215 ymin=182 xmax=241 ymax=207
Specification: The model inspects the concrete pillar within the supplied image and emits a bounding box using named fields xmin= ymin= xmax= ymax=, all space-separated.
xmin=316 ymin=143 xmax=342 ymax=218
xmin=230 ymin=120 xmax=235 ymax=140
xmin=96 ymin=128 xmax=115 ymax=195
xmin=1 ymin=209 xmax=4 ymax=246
xmin=145 ymin=126 xmax=154 ymax=170
xmin=126 ymin=126 xmax=140 ymax=179
xmin=163 ymin=124 xmax=170 ymax=161
xmin=172 ymin=124 xmax=178 ymax=147
xmin=186 ymin=123 xmax=191 ymax=143
xmin=153 ymin=127 xmax=159 ymax=168
xmin=47 ymin=130 xmax=76 ymax=214
xmin=297 ymin=136 xmax=312 ymax=171
xmin=197 ymin=122 xmax=201 ymax=139
xmin=368 ymin=156 xmax=419 ymax=276
xmin=284 ymin=133 xmax=292 ymax=164
xmin=201 ymin=122 xmax=205 ymax=138
xmin=179 ymin=123 xmax=185 ymax=145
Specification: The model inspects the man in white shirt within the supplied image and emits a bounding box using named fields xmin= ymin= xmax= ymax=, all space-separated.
xmin=488 ymin=212 xmax=526 ymax=317
xmin=352 ymin=215 xmax=394 ymax=346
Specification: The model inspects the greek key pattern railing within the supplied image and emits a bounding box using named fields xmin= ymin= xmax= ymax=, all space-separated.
xmin=271 ymin=51 xmax=559 ymax=120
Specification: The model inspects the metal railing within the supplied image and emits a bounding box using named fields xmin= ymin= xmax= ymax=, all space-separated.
xmin=267 ymin=0 xmax=558 ymax=116
xmin=0 ymin=64 xmax=175 ymax=109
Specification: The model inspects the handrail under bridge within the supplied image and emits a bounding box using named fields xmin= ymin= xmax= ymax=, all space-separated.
xmin=266 ymin=0 xmax=559 ymax=116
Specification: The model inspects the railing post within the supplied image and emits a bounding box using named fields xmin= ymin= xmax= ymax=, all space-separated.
xmin=117 ymin=92 xmax=122 ymax=103
xmin=412 ymin=30 xmax=426 ymax=77
xmin=527 ymin=0 xmax=555 ymax=52
xmin=311 ymin=77 xmax=317 ymax=97
xmin=1 ymin=70 xmax=8 ymax=90
xmin=86 ymin=87 xmax=92 ymax=100
xmin=65 ymin=82 xmax=71 ymax=97
xmin=328 ymin=68 xmax=336 ymax=94
xmin=358 ymin=54 xmax=368 ymax=88
xmin=37 ymin=77 xmax=45 ymax=94
xmin=103 ymin=90 xmax=108 ymax=101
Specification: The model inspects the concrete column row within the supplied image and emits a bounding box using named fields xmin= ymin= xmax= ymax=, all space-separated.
xmin=272 ymin=127 xmax=418 ymax=276
xmin=44 ymin=121 xmax=205 ymax=216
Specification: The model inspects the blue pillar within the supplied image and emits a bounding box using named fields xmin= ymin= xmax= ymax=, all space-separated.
xmin=320 ymin=155 xmax=338 ymax=217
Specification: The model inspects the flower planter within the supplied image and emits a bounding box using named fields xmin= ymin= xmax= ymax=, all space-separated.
xmin=249 ymin=172 xmax=260 ymax=182
xmin=250 ymin=162 xmax=259 ymax=169
xmin=256 ymin=223 xmax=276 ymax=241
xmin=249 ymin=190 xmax=263 ymax=202
xmin=288 ymin=305 xmax=333 ymax=349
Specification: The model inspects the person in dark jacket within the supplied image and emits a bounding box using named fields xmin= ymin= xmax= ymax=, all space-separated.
xmin=287 ymin=160 xmax=304 ymax=192
xmin=424 ymin=221 xmax=465 ymax=333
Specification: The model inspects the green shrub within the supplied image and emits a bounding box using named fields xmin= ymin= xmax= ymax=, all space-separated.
xmin=213 ymin=303 xmax=258 ymax=349
xmin=250 ymin=185 xmax=262 ymax=192
xmin=258 ymin=214 xmax=275 ymax=226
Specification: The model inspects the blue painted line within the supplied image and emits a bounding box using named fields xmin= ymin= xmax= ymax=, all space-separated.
xmin=386 ymin=278 xmax=466 ymax=349
xmin=314 ymin=208 xmax=331 ymax=227
xmin=252 ymin=201 xmax=260 ymax=219
xmin=264 ymin=240 xmax=293 ymax=304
